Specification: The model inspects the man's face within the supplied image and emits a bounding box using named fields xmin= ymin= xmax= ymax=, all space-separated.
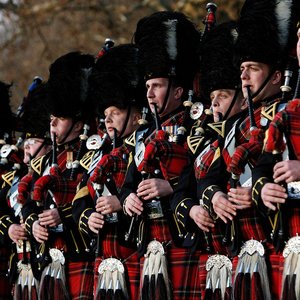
xmin=104 ymin=106 xmax=140 ymax=139
xmin=240 ymin=61 xmax=271 ymax=99
xmin=23 ymin=138 xmax=49 ymax=164
xmin=50 ymin=115 xmax=81 ymax=145
xmin=146 ymin=77 xmax=182 ymax=118
xmin=210 ymin=89 xmax=244 ymax=122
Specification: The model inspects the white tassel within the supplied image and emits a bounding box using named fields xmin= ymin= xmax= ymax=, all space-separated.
xmin=275 ymin=0 xmax=292 ymax=49
xmin=164 ymin=19 xmax=178 ymax=63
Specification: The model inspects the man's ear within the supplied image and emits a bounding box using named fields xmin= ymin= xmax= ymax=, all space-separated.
xmin=132 ymin=110 xmax=142 ymax=126
xmin=174 ymin=86 xmax=183 ymax=100
xmin=73 ymin=120 xmax=84 ymax=133
xmin=271 ymin=70 xmax=282 ymax=85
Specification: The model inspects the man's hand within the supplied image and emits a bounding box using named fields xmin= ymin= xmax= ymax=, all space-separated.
xmin=189 ymin=205 xmax=215 ymax=232
xmin=8 ymin=224 xmax=27 ymax=244
xmin=124 ymin=193 xmax=143 ymax=216
xmin=261 ymin=182 xmax=287 ymax=211
xmin=38 ymin=208 xmax=62 ymax=227
xmin=136 ymin=178 xmax=173 ymax=200
xmin=211 ymin=191 xmax=237 ymax=223
xmin=273 ymin=160 xmax=300 ymax=183
xmin=88 ymin=212 xmax=105 ymax=234
xmin=32 ymin=220 xmax=48 ymax=243
xmin=95 ymin=195 xmax=122 ymax=215
xmin=228 ymin=186 xmax=252 ymax=209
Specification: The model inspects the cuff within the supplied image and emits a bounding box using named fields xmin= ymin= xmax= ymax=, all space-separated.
xmin=58 ymin=203 xmax=73 ymax=224
xmin=79 ymin=208 xmax=94 ymax=236
xmin=25 ymin=213 xmax=38 ymax=235
xmin=252 ymin=177 xmax=271 ymax=216
xmin=169 ymin=176 xmax=179 ymax=191
xmin=0 ymin=215 xmax=13 ymax=240
xmin=175 ymin=197 xmax=196 ymax=231
xmin=202 ymin=185 xmax=221 ymax=220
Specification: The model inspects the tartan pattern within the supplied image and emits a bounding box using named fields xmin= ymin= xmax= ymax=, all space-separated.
xmin=264 ymin=99 xmax=300 ymax=156
xmin=32 ymin=172 xmax=78 ymax=205
xmin=66 ymin=260 xmax=94 ymax=300
xmin=138 ymin=130 xmax=189 ymax=180
xmin=90 ymin=144 xmax=130 ymax=190
xmin=16 ymin=173 xmax=33 ymax=205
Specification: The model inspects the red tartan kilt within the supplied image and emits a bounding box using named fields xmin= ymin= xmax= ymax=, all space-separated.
xmin=140 ymin=218 xmax=201 ymax=299
xmin=199 ymin=253 xmax=209 ymax=299
xmin=66 ymin=261 xmax=94 ymax=300
xmin=210 ymin=221 xmax=228 ymax=255
xmin=0 ymin=246 xmax=12 ymax=299
xmin=268 ymin=253 xmax=284 ymax=300
xmin=237 ymin=207 xmax=268 ymax=242
xmin=287 ymin=206 xmax=300 ymax=237
xmin=94 ymin=224 xmax=140 ymax=299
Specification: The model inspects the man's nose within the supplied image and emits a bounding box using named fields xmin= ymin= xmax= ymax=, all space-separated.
xmin=240 ymin=69 xmax=249 ymax=80
xmin=50 ymin=117 xmax=57 ymax=126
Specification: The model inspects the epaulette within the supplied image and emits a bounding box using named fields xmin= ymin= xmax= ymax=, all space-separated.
xmin=2 ymin=170 xmax=16 ymax=187
xmin=261 ymin=102 xmax=279 ymax=122
xmin=208 ymin=121 xmax=226 ymax=138
xmin=80 ymin=150 xmax=95 ymax=171
xmin=125 ymin=132 xmax=136 ymax=147
xmin=72 ymin=186 xmax=89 ymax=203
xmin=31 ymin=155 xmax=47 ymax=176
xmin=187 ymin=135 xmax=205 ymax=154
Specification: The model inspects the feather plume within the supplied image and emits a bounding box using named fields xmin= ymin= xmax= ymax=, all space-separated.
xmin=275 ymin=0 xmax=293 ymax=49
xmin=164 ymin=19 xmax=178 ymax=62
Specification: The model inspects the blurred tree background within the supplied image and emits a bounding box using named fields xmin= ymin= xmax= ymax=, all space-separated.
xmin=0 ymin=0 xmax=244 ymax=110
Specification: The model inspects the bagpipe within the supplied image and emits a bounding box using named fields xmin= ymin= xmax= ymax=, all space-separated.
xmin=89 ymin=129 xmax=133 ymax=300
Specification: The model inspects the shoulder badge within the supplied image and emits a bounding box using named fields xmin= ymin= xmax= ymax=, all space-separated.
xmin=261 ymin=102 xmax=278 ymax=122
xmin=2 ymin=170 xmax=16 ymax=187
xmin=125 ymin=132 xmax=136 ymax=147
xmin=31 ymin=155 xmax=47 ymax=176
xmin=187 ymin=135 xmax=205 ymax=154
xmin=80 ymin=150 xmax=95 ymax=171
xmin=208 ymin=121 xmax=226 ymax=138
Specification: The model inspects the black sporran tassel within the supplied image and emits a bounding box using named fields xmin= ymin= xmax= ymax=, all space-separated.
xmin=213 ymin=278 xmax=222 ymax=300
xmin=95 ymin=277 xmax=106 ymax=300
xmin=234 ymin=272 xmax=244 ymax=300
xmin=15 ymin=275 xmax=22 ymax=300
xmin=204 ymin=277 xmax=213 ymax=300
xmin=224 ymin=277 xmax=232 ymax=300
xmin=39 ymin=266 xmax=51 ymax=300
xmin=155 ymin=272 xmax=167 ymax=300
xmin=53 ymin=269 xmax=69 ymax=300
xmin=31 ymin=278 xmax=38 ymax=300
xmin=241 ymin=267 xmax=251 ymax=300
xmin=141 ymin=273 xmax=150 ymax=300
xmin=22 ymin=286 xmax=29 ymax=300
xmin=281 ymin=273 xmax=290 ymax=300
xmin=114 ymin=279 xmax=126 ymax=300
xmin=105 ymin=279 xmax=114 ymax=300
xmin=288 ymin=273 xmax=296 ymax=300
xmin=251 ymin=263 xmax=264 ymax=300
xmin=149 ymin=273 xmax=156 ymax=300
